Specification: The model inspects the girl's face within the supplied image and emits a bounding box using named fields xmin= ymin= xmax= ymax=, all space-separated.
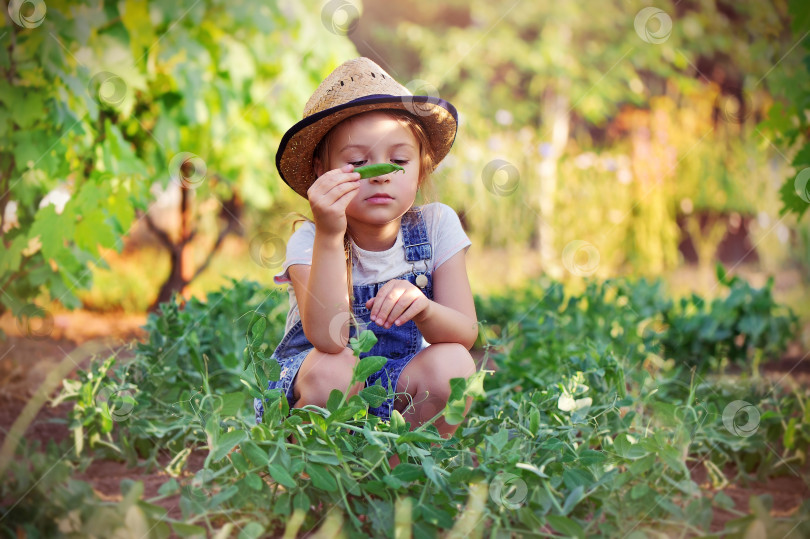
xmin=325 ymin=111 xmax=421 ymax=227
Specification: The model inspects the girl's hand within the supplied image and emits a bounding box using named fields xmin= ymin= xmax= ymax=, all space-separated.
xmin=365 ymin=279 xmax=431 ymax=329
xmin=307 ymin=164 xmax=362 ymax=236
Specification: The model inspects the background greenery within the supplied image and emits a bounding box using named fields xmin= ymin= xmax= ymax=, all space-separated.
xmin=0 ymin=0 xmax=808 ymax=327
xmin=1 ymin=1 xmax=809 ymax=536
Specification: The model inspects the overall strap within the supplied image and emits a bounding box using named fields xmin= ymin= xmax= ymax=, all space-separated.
xmin=400 ymin=206 xmax=432 ymax=262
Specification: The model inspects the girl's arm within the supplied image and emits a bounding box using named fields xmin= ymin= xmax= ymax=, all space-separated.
xmin=289 ymin=164 xmax=362 ymax=354
xmin=412 ymin=249 xmax=478 ymax=349
xmin=288 ymin=233 xmax=352 ymax=354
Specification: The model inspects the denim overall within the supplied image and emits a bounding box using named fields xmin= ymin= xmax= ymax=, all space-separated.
xmin=254 ymin=207 xmax=434 ymax=424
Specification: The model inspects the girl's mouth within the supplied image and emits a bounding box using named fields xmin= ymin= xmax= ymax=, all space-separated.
xmin=365 ymin=193 xmax=393 ymax=203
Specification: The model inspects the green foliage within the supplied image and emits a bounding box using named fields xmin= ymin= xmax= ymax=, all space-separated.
xmin=0 ymin=0 xmax=358 ymax=316
xmin=7 ymin=274 xmax=798 ymax=536
xmin=476 ymin=263 xmax=797 ymax=378
xmin=757 ymin=0 xmax=810 ymax=220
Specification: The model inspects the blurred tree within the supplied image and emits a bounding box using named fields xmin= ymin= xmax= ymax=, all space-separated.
xmin=0 ymin=0 xmax=358 ymax=322
xmin=757 ymin=0 xmax=810 ymax=221
xmin=360 ymin=0 xmax=797 ymax=275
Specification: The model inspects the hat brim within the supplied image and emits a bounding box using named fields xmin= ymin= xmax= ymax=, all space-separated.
xmin=276 ymin=95 xmax=458 ymax=199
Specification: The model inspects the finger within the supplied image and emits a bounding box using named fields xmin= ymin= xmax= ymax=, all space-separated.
xmin=314 ymin=180 xmax=359 ymax=212
xmin=316 ymin=173 xmax=361 ymax=201
xmin=331 ymin=183 xmax=361 ymax=211
xmin=374 ymin=285 xmax=407 ymax=327
xmin=383 ymin=287 xmax=421 ymax=327
xmin=370 ymin=283 xmax=396 ymax=323
xmin=309 ymin=167 xmax=360 ymax=197
xmin=393 ymin=298 xmax=428 ymax=326
xmin=383 ymin=297 xmax=413 ymax=328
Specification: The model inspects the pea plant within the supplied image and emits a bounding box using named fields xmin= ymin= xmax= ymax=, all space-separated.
xmin=3 ymin=271 xmax=808 ymax=538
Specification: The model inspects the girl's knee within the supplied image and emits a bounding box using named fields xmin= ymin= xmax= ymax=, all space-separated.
xmin=295 ymin=347 xmax=364 ymax=404
xmin=434 ymin=343 xmax=476 ymax=379
xmin=414 ymin=343 xmax=476 ymax=394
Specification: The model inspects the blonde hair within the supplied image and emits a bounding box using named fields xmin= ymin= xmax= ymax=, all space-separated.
xmin=301 ymin=109 xmax=436 ymax=311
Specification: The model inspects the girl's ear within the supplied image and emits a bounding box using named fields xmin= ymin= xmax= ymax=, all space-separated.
xmin=313 ymin=156 xmax=324 ymax=178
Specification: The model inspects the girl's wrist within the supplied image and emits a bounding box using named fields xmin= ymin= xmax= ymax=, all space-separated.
xmin=313 ymin=229 xmax=346 ymax=248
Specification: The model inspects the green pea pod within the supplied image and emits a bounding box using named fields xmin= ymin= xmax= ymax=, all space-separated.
xmin=354 ymin=163 xmax=405 ymax=179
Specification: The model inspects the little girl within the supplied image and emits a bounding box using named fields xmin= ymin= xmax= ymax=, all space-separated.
xmin=254 ymin=57 xmax=477 ymax=443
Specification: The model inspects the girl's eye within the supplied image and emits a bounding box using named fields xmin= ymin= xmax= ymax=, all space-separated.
xmin=392 ymin=160 xmax=408 ymax=165
xmin=349 ymin=161 xmax=366 ymax=166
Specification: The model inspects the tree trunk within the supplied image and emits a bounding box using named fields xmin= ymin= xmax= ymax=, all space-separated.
xmin=538 ymin=81 xmax=571 ymax=279
xmin=179 ymin=185 xmax=195 ymax=300
xmin=147 ymin=182 xmax=242 ymax=313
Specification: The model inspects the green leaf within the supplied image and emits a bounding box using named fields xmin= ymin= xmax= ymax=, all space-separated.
xmin=784 ymin=417 xmax=797 ymax=449
xmin=245 ymin=473 xmax=263 ymax=491
xmin=209 ymin=485 xmax=239 ymax=509
xmin=561 ymin=485 xmax=585 ymax=515
xmin=238 ymin=522 xmax=265 ymax=539
xmin=350 ymin=329 xmax=378 ymax=354
xmin=383 ymin=473 xmax=404 ymax=490
xmin=306 ymin=462 xmax=337 ymax=492
xmin=241 ymin=441 xmax=269 ymax=467
xmin=613 ymin=433 xmax=647 ymax=460
xmin=251 ymin=317 xmax=267 ymax=349
xmin=391 ymin=463 xmax=423 ymax=482
xmin=210 ymin=430 xmax=247 ymax=463
xmin=267 ymin=462 xmax=297 ymax=489
xmin=292 ymin=491 xmax=311 ymax=512
xmin=563 ymin=468 xmax=593 ymax=490
xmin=546 ymin=515 xmax=585 ymax=538
xmin=172 ymin=523 xmax=208 ymax=537
xmin=230 ymin=451 xmax=250 ymax=473
xmin=29 ymin=205 xmax=74 ymax=261
xmin=329 ymin=404 xmax=364 ymax=424
xmin=485 ymin=428 xmax=510 ymax=452
xmin=418 ymin=504 xmax=454 ymax=529
xmin=326 ymin=388 xmax=344 ymax=413
xmin=218 ymin=392 xmax=247 ymax=417
xmin=359 ymin=384 xmax=388 ymax=407
xmin=0 ymin=234 xmax=28 ymax=276
xmin=577 ymin=450 xmax=606 ymax=466
xmin=353 ymin=355 xmax=388 ymax=382
xmin=308 ymin=452 xmax=340 ymax=466
xmin=779 ymin=168 xmax=809 ymax=220
xmin=529 ymin=408 xmax=540 ymax=436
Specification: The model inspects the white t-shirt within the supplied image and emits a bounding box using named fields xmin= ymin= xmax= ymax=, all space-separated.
xmin=273 ymin=202 xmax=471 ymax=336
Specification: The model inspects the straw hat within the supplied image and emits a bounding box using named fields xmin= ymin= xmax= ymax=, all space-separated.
xmin=276 ymin=57 xmax=458 ymax=199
